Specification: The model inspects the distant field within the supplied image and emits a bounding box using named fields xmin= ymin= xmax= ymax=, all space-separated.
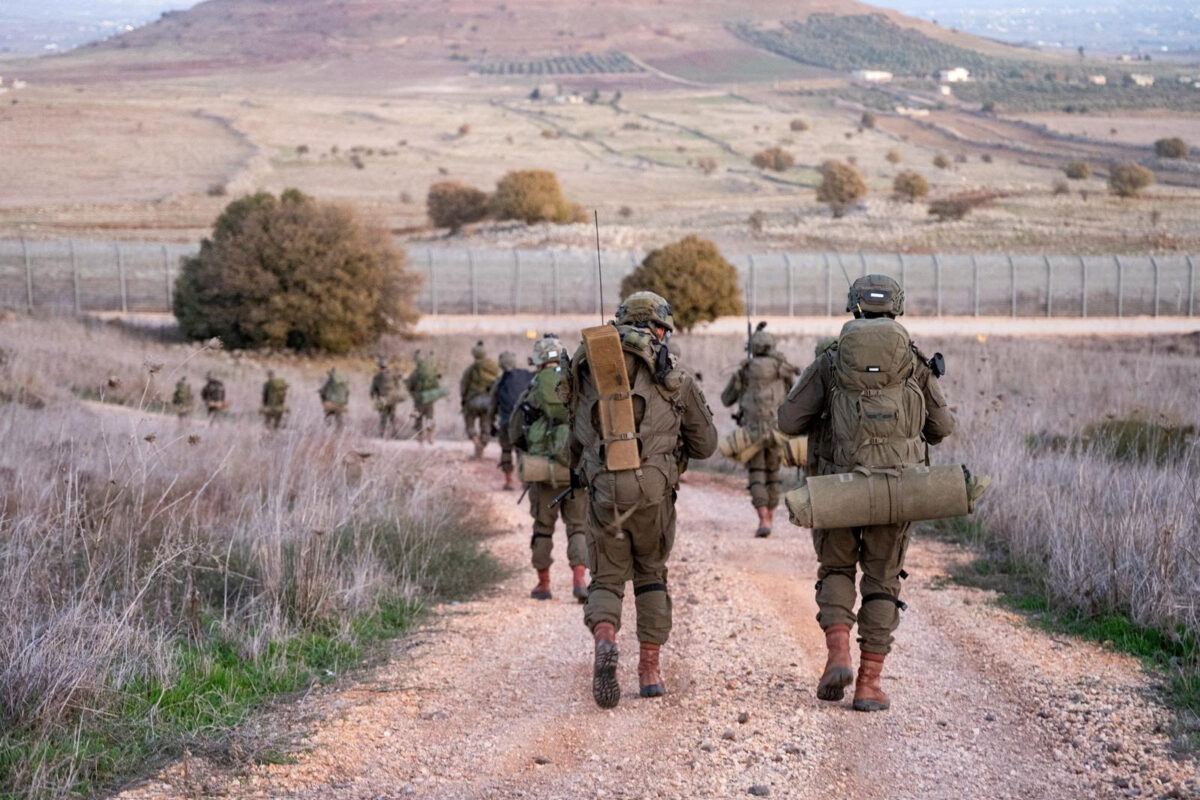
xmin=1011 ymin=112 xmax=1200 ymax=149
xmin=643 ymin=47 xmax=835 ymax=85
xmin=472 ymin=52 xmax=645 ymax=76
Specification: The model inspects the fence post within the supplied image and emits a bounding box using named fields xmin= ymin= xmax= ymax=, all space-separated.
xmin=428 ymin=249 xmax=437 ymax=315
xmin=22 ymin=238 xmax=33 ymax=311
xmin=1044 ymin=255 xmax=1053 ymax=318
xmin=1188 ymin=255 xmax=1196 ymax=317
xmin=897 ymin=252 xmax=906 ymax=289
xmin=1008 ymin=254 xmax=1016 ymax=317
xmin=933 ymin=254 xmax=942 ymax=317
xmin=71 ymin=239 xmax=81 ymax=315
xmin=162 ymin=245 xmax=172 ymax=310
xmin=858 ymin=251 xmax=868 ymax=278
xmin=1114 ymin=255 xmax=1123 ymax=318
xmin=512 ymin=250 xmax=521 ymax=314
xmin=784 ymin=253 xmax=794 ymax=316
xmin=1150 ymin=256 xmax=1160 ymax=318
xmin=116 ymin=243 xmax=127 ymax=313
xmin=1079 ymin=256 xmax=1088 ymax=317
xmin=748 ymin=253 xmax=757 ymax=317
xmin=824 ymin=253 xmax=833 ymax=316
xmin=970 ymin=255 xmax=979 ymax=316
xmin=551 ymin=250 xmax=560 ymax=315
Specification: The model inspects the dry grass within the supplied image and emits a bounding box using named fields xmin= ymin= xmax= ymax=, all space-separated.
xmin=0 ymin=317 xmax=499 ymax=798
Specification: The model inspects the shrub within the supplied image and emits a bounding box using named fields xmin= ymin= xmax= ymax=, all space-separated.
xmin=619 ymin=236 xmax=743 ymax=332
xmin=1108 ymin=163 xmax=1155 ymax=198
xmin=426 ymin=181 xmax=489 ymax=231
xmin=751 ymin=146 xmax=795 ymax=171
xmin=174 ymin=189 xmax=417 ymax=353
xmin=1154 ymin=137 xmax=1188 ymax=159
xmin=1052 ymin=179 xmax=1070 ymax=196
xmin=457 ymin=123 xmax=471 ymax=137
xmin=893 ymin=170 xmax=929 ymax=203
xmin=206 ymin=183 xmax=227 ymax=197
xmin=981 ymin=153 xmax=994 ymax=163
xmin=885 ymin=149 xmax=902 ymax=164
xmin=933 ymin=153 xmax=951 ymax=170
xmin=816 ymin=159 xmax=868 ymax=218
xmin=747 ymin=210 xmax=766 ymax=233
xmin=981 ymin=100 xmax=996 ymax=113
xmin=1064 ymin=160 xmax=1091 ymax=180
xmin=861 ymin=111 xmax=877 ymax=129
xmin=697 ymin=156 xmax=718 ymax=175
xmin=618 ymin=205 xmax=633 ymax=219
xmin=928 ymin=197 xmax=973 ymax=221
xmin=790 ymin=118 xmax=810 ymax=132
xmin=490 ymin=169 xmax=582 ymax=224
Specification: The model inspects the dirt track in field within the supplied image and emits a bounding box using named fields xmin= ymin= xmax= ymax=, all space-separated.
xmin=116 ymin=444 xmax=1198 ymax=800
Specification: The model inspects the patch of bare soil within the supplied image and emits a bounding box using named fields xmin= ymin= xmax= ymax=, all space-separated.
xmin=115 ymin=450 xmax=1197 ymax=800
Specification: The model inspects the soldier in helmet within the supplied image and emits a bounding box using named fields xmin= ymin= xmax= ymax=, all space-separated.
xmin=509 ymin=334 xmax=590 ymax=603
xmin=405 ymin=351 xmax=444 ymax=444
xmin=778 ymin=274 xmax=956 ymax=712
xmin=561 ymin=291 xmax=718 ymax=708
xmin=172 ymin=376 xmax=194 ymax=418
xmin=490 ymin=350 xmax=533 ymax=491
xmin=370 ymin=357 xmax=407 ymax=437
xmin=461 ymin=341 xmax=500 ymax=459
xmin=200 ymin=372 xmax=228 ymax=421
xmin=318 ymin=368 xmax=350 ymax=429
xmin=720 ymin=322 xmax=800 ymax=538
xmin=261 ymin=370 xmax=289 ymax=429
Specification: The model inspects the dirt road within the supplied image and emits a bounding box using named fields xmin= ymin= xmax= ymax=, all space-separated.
xmin=119 ymin=448 xmax=1196 ymax=800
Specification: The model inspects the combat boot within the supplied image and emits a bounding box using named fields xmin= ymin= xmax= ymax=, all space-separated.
xmin=592 ymin=622 xmax=620 ymax=709
xmin=852 ymin=651 xmax=891 ymax=712
xmin=638 ymin=642 xmax=665 ymax=698
xmin=501 ymin=470 xmax=515 ymax=491
xmin=754 ymin=506 xmax=771 ymax=538
xmin=470 ymin=434 xmax=483 ymax=460
xmin=816 ymin=623 xmax=854 ymax=701
xmin=529 ymin=568 xmax=552 ymax=600
xmin=572 ymin=565 xmax=588 ymax=603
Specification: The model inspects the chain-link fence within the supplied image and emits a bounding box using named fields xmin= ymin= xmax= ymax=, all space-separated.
xmin=1 ymin=238 xmax=1195 ymax=318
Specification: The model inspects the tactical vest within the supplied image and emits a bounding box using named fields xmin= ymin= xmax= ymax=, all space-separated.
xmin=738 ymin=354 xmax=789 ymax=433
xmin=372 ymin=370 xmax=402 ymax=403
xmin=320 ymin=377 xmax=349 ymax=406
xmin=569 ymin=324 xmax=683 ymax=486
xmin=263 ymin=378 xmax=288 ymax=408
xmin=828 ymin=318 xmax=926 ymax=471
xmin=463 ymin=358 xmax=500 ymax=399
xmin=526 ymin=367 xmax=570 ymax=465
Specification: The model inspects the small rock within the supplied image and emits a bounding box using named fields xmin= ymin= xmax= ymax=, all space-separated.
xmin=737 ymin=711 xmax=750 ymax=724
xmin=533 ymin=755 xmax=551 ymax=765
xmin=784 ymin=745 xmax=804 ymax=756
xmin=721 ymin=729 xmax=736 ymax=741
xmin=984 ymin=713 xmax=996 ymax=722
xmin=749 ymin=785 xmax=770 ymax=797
xmin=700 ymin=743 xmax=714 ymax=753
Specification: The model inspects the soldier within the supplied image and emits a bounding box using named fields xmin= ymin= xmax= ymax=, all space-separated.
xmin=405 ymin=351 xmax=444 ymax=444
xmin=370 ymin=357 xmax=407 ymax=437
xmin=509 ymin=335 xmax=590 ymax=603
xmin=318 ymin=368 xmax=350 ymax=429
xmin=562 ymin=291 xmax=717 ymax=708
xmin=261 ymin=370 xmax=289 ymax=429
xmin=171 ymin=376 xmax=193 ymax=418
xmin=460 ymin=341 xmax=500 ymax=459
xmin=200 ymin=372 xmax=227 ymax=421
xmin=720 ymin=323 xmax=800 ymax=538
xmin=778 ymin=274 xmax=956 ymax=712
xmin=489 ymin=350 xmax=533 ymax=491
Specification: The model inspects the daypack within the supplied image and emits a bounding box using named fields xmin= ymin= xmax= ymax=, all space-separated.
xmin=463 ymin=358 xmax=500 ymax=399
xmin=263 ymin=378 xmax=288 ymax=408
xmin=738 ymin=355 xmax=790 ymax=433
xmin=828 ymin=318 xmax=926 ymax=470
xmin=526 ymin=367 xmax=570 ymax=465
xmin=320 ymin=375 xmax=349 ymax=406
xmin=409 ymin=359 xmax=439 ymax=393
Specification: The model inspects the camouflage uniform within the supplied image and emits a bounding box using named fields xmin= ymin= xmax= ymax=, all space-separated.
xmin=720 ymin=325 xmax=800 ymax=537
xmin=172 ymin=377 xmax=193 ymax=418
xmin=405 ymin=353 xmax=444 ymax=444
xmin=489 ymin=351 xmax=532 ymax=490
xmin=460 ymin=341 xmax=500 ymax=459
xmin=200 ymin=374 xmax=227 ymax=421
xmin=370 ymin=358 xmax=407 ymax=437
xmin=564 ymin=292 xmax=718 ymax=707
xmin=318 ymin=368 xmax=350 ymax=429
xmin=261 ymin=371 xmax=289 ymax=429
xmin=778 ymin=275 xmax=956 ymax=712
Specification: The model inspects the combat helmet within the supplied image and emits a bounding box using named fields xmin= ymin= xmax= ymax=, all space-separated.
xmin=471 ymin=340 xmax=487 ymax=359
xmin=530 ymin=334 xmax=564 ymax=368
xmin=615 ymin=291 xmax=674 ymax=332
xmin=847 ymin=274 xmax=904 ymax=317
xmin=749 ymin=323 xmax=774 ymax=355
xmin=498 ymin=351 xmax=517 ymax=370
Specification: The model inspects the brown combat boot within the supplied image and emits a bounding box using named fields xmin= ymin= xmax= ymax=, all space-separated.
xmin=638 ymin=642 xmax=665 ymax=698
xmin=529 ymin=568 xmax=552 ymax=600
xmin=852 ymin=651 xmax=891 ymax=712
xmin=816 ymin=623 xmax=854 ymax=701
xmin=470 ymin=435 xmax=484 ymax=460
xmin=592 ymin=622 xmax=620 ymax=709
xmin=572 ymin=565 xmax=588 ymax=603
xmin=754 ymin=506 xmax=772 ymax=538
xmin=501 ymin=469 xmax=515 ymax=491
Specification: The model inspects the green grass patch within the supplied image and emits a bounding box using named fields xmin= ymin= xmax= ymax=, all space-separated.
xmin=1026 ymin=416 xmax=1196 ymax=466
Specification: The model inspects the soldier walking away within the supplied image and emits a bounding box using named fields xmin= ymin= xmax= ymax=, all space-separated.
xmin=261 ymin=370 xmax=289 ymax=430
xmin=489 ymin=351 xmax=533 ymax=491
xmin=370 ymin=357 xmax=408 ymax=438
xmin=406 ymin=351 xmax=445 ymax=444
xmin=171 ymin=376 xmax=194 ymax=418
xmin=720 ymin=323 xmax=800 ymax=538
xmin=461 ymin=341 xmax=500 ymax=459
xmin=200 ymin=373 xmax=228 ymax=421
xmin=778 ymin=274 xmax=956 ymax=712
xmin=509 ymin=335 xmax=590 ymax=603
xmin=318 ymin=368 xmax=350 ymax=430
xmin=562 ymin=292 xmax=717 ymax=708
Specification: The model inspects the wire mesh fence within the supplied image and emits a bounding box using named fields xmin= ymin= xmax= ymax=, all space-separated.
xmin=1 ymin=238 xmax=1195 ymax=318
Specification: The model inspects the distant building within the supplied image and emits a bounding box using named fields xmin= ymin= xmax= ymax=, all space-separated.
xmin=1118 ymin=54 xmax=1135 ymax=62
xmin=1088 ymin=74 xmax=1108 ymax=86
xmin=936 ymin=67 xmax=970 ymax=83
xmin=852 ymin=70 xmax=893 ymax=83
xmin=895 ymin=106 xmax=931 ymax=118
xmin=938 ymin=85 xmax=953 ymax=96
xmin=1126 ymin=73 xmax=1155 ymax=87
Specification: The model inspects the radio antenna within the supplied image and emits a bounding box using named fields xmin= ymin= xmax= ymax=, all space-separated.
xmin=593 ymin=210 xmax=605 ymax=324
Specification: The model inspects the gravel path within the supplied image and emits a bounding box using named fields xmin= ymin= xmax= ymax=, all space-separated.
xmin=118 ymin=448 xmax=1198 ymax=800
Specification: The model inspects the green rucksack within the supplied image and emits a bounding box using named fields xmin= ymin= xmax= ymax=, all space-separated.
xmin=264 ymin=377 xmax=288 ymax=408
xmin=411 ymin=359 xmax=439 ymax=393
xmin=464 ymin=358 xmax=500 ymax=399
xmin=526 ymin=367 xmax=569 ymax=465
xmin=828 ymin=318 xmax=926 ymax=470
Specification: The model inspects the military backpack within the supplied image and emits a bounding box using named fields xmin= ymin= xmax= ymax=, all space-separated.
xmin=525 ymin=367 xmax=570 ymax=465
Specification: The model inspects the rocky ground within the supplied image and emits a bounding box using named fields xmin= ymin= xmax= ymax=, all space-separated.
xmin=116 ymin=449 xmax=1199 ymax=800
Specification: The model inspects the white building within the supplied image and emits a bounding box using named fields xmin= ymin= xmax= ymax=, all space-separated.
xmin=1088 ymin=74 xmax=1107 ymax=86
xmin=1126 ymin=73 xmax=1155 ymax=87
xmin=852 ymin=70 xmax=893 ymax=83
xmin=936 ymin=67 xmax=970 ymax=83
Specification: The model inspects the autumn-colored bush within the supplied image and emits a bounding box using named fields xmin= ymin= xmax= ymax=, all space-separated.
xmin=816 ymin=160 xmax=868 ymax=218
xmin=790 ymin=118 xmax=810 ymax=132
xmin=892 ymin=170 xmax=929 ymax=202
xmin=751 ymin=147 xmax=795 ymax=172
xmin=1153 ymin=137 xmax=1188 ymax=159
xmin=885 ymin=149 xmax=902 ymax=164
xmin=1064 ymin=160 xmax=1091 ymax=180
xmin=861 ymin=111 xmax=877 ymax=129
xmin=1108 ymin=163 xmax=1155 ymax=198
xmin=490 ymin=169 xmax=583 ymax=224
xmin=933 ymin=153 xmax=951 ymax=170
xmin=619 ymin=236 xmax=744 ymax=332
xmin=427 ymin=181 xmax=489 ymax=231
xmin=174 ymin=189 xmax=417 ymax=353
